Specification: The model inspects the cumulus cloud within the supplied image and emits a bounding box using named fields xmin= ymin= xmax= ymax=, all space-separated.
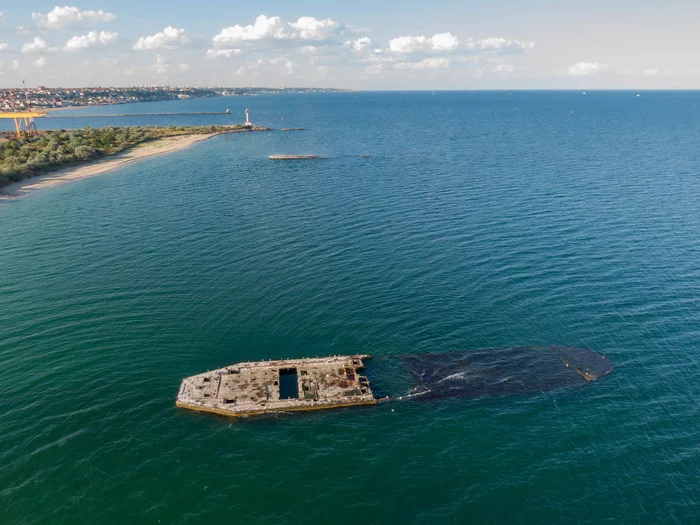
xmin=65 ymin=31 xmax=118 ymax=51
xmin=389 ymin=33 xmax=459 ymax=53
xmin=394 ymin=57 xmax=451 ymax=70
xmin=34 ymin=56 xmax=47 ymax=68
xmin=21 ymin=37 xmax=58 ymax=54
xmin=432 ymin=33 xmax=459 ymax=51
xmin=465 ymin=37 xmax=534 ymax=52
xmin=32 ymin=6 xmax=116 ymax=30
xmin=288 ymin=16 xmax=340 ymax=40
xmin=0 ymin=12 xmax=5 ymax=22
xmin=213 ymin=15 xmax=287 ymax=46
xmin=0 ymin=43 xmax=8 ymax=51
xmin=212 ymin=14 xmax=345 ymax=49
xmin=205 ymin=48 xmax=241 ymax=59
xmin=350 ymin=36 xmax=372 ymax=52
xmin=388 ymin=33 xmax=532 ymax=55
xmin=389 ymin=35 xmax=436 ymax=53
xmin=133 ymin=27 xmax=191 ymax=51
xmin=567 ymin=62 xmax=611 ymax=76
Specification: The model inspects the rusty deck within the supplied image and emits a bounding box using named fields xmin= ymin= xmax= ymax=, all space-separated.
xmin=176 ymin=355 xmax=377 ymax=418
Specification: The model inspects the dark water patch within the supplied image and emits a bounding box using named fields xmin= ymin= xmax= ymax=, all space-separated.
xmin=368 ymin=346 xmax=612 ymax=401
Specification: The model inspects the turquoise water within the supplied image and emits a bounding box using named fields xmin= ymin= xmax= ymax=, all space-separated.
xmin=1 ymin=92 xmax=698 ymax=523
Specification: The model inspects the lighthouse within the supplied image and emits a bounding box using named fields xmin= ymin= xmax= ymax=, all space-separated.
xmin=244 ymin=108 xmax=252 ymax=128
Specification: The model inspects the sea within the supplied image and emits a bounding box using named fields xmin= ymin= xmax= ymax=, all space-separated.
xmin=0 ymin=92 xmax=698 ymax=524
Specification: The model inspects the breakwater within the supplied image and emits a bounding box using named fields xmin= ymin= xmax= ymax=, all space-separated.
xmin=45 ymin=111 xmax=233 ymax=118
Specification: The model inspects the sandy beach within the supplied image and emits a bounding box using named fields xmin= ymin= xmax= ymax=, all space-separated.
xmin=0 ymin=133 xmax=217 ymax=199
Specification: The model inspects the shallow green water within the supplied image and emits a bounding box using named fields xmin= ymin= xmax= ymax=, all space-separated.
xmin=1 ymin=92 xmax=698 ymax=523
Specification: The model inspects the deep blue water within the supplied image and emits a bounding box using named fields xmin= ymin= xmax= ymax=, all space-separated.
xmin=1 ymin=92 xmax=699 ymax=523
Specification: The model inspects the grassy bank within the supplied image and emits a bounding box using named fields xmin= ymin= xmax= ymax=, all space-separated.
xmin=0 ymin=125 xmax=259 ymax=189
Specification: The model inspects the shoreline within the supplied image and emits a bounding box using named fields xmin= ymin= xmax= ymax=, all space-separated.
xmin=1 ymin=132 xmax=219 ymax=199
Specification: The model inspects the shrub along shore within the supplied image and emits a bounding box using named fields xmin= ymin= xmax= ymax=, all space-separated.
xmin=0 ymin=125 xmax=266 ymax=189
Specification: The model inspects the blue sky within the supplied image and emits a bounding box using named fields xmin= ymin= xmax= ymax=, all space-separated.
xmin=0 ymin=1 xmax=698 ymax=89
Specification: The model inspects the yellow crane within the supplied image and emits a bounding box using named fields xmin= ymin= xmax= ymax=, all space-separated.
xmin=0 ymin=111 xmax=47 ymax=140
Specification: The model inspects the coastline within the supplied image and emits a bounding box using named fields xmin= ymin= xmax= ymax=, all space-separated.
xmin=0 ymin=133 xmax=217 ymax=199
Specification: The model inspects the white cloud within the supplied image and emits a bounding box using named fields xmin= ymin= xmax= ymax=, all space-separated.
xmin=269 ymin=56 xmax=294 ymax=74
xmin=466 ymin=37 xmax=534 ymax=52
xmin=0 ymin=12 xmax=5 ymax=22
xmin=32 ymin=6 xmax=116 ymax=30
xmin=351 ymin=36 xmax=372 ymax=52
xmin=205 ymin=48 xmax=241 ymax=59
xmin=389 ymin=33 xmax=533 ymax=55
xmin=152 ymin=54 xmax=169 ymax=75
xmin=213 ymin=15 xmax=286 ymax=46
xmin=12 ymin=59 xmax=19 ymax=70
xmin=0 ymin=43 xmax=8 ymax=51
xmin=34 ymin=56 xmax=47 ymax=68
xmin=567 ymin=62 xmax=611 ymax=76
xmin=389 ymin=33 xmax=459 ymax=53
xmin=394 ymin=57 xmax=451 ymax=70
xmin=389 ymin=35 xmax=427 ymax=53
xmin=179 ymin=63 xmax=190 ymax=72
xmin=431 ymin=33 xmax=459 ymax=51
xmin=21 ymin=37 xmax=58 ymax=54
xmin=641 ymin=68 xmax=674 ymax=77
xmin=212 ymin=14 xmax=345 ymax=49
xmin=288 ymin=16 xmax=340 ymax=40
xmin=364 ymin=64 xmax=383 ymax=75
xmin=494 ymin=63 xmax=515 ymax=73
xmin=133 ymin=27 xmax=191 ymax=51
xmin=65 ymin=31 xmax=118 ymax=51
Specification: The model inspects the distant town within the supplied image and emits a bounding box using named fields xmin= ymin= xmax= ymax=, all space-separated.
xmin=0 ymin=86 xmax=347 ymax=112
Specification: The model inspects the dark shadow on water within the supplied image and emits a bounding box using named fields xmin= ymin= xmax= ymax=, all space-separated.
xmin=367 ymin=346 xmax=613 ymax=401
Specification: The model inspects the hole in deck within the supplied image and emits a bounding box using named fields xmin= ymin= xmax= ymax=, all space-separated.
xmin=278 ymin=368 xmax=299 ymax=399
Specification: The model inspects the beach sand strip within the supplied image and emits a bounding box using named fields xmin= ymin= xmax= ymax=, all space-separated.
xmin=0 ymin=133 xmax=217 ymax=199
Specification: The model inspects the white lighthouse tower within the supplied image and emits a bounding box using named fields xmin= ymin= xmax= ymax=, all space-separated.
xmin=244 ymin=108 xmax=252 ymax=128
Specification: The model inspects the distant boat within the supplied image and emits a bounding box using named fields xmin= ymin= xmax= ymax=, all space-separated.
xmin=225 ymin=108 xmax=230 ymax=114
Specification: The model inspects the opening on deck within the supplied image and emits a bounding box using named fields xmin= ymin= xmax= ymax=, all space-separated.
xmin=278 ymin=368 xmax=299 ymax=399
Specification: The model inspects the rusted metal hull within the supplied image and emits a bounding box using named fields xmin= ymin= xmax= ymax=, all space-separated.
xmin=176 ymin=355 xmax=376 ymax=418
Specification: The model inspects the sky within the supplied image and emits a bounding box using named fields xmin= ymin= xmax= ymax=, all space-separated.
xmin=0 ymin=1 xmax=698 ymax=89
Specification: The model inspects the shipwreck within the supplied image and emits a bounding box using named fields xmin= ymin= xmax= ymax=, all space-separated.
xmin=176 ymin=346 xmax=614 ymax=419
